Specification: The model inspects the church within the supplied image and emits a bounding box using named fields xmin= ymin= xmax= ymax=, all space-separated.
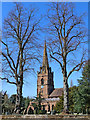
xmin=27 ymin=41 xmax=63 ymax=113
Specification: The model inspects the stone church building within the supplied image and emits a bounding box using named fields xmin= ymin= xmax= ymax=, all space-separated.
xmin=27 ymin=41 xmax=63 ymax=113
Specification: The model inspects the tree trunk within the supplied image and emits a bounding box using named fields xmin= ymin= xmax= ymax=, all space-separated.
xmin=63 ymin=59 xmax=69 ymax=113
xmin=15 ymin=83 xmax=22 ymax=114
xmin=63 ymin=76 xmax=69 ymax=113
xmin=14 ymin=43 xmax=23 ymax=114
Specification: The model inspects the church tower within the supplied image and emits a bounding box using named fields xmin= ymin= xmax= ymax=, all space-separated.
xmin=37 ymin=41 xmax=54 ymax=98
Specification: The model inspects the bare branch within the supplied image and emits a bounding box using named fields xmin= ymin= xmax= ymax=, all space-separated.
xmin=22 ymin=25 xmax=35 ymax=50
xmin=0 ymin=77 xmax=17 ymax=85
xmin=56 ymin=4 xmax=63 ymax=39
xmin=1 ymin=40 xmax=16 ymax=69
xmin=66 ymin=41 xmax=81 ymax=55
xmin=16 ymin=50 xmax=20 ymax=70
xmin=5 ymin=20 xmax=20 ymax=40
xmin=22 ymin=9 xmax=34 ymax=41
xmin=2 ymin=52 xmax=15 ymax=74
xmin=50 ymin=54 xmax=63 ymax=70
xmin=67 ymin=32 xmax=82 ymax=45
xmin=65 ymin=14 xmax=73 ymax=24
xmin=66 ymin=21 xmax=81 ymax=38
xmin=52 ymin=52 xmax=62 ymax=57
xmin=67 ymin=50 xmax=86 ymax=79
xmin=67 ymin=60 xmax=85 ymax=80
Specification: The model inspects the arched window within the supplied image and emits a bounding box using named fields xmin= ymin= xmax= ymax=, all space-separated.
xmin=41 ymin=78 xmax=44 ymax=85
xmin=43 ymin=105 xmax=45 ymax=110
xmin=52 ymin=105 xmax=54 ymax=110
xmin=41 ymin=78 xmax=44 ymax=89
xmin=48 ymin=105 xmax=50 ymax=112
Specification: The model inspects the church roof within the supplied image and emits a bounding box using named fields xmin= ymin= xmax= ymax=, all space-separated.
xmin=41 ymin=98 xmax=60 ymax=103
xmin=49 ymin=88 xmax=63 ymax=98
xmin=45 ymin=98 xmax=60 ymax=101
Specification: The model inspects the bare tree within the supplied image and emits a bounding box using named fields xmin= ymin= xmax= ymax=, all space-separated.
xmin=47 ymin=2 xmax=87 ymax=113
xmin=1 ymin=3 xmax=42 ymax=113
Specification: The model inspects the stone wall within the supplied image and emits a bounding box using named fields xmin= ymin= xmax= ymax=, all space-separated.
xmin=1 ymin=115 xmax=90 ymax=120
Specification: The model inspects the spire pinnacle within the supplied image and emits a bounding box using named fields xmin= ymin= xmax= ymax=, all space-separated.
xmin=70 ymin=79 xmax=73 ymax=87
xmin=42 ymin=41 xmax=49 ymax=68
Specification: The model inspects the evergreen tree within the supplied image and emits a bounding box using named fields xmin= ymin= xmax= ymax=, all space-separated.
xmin=73 ymin=61 xmax=90 ymax=114
xmin=69 ymin=86 xmax=78 ymax=113
xmin=54 ymin=94 xmax=64 ymax=113
xmin=54 ymin=86 xmax=78 ymax=113
xmin=24 ymin=97 xmax=32 ymax=109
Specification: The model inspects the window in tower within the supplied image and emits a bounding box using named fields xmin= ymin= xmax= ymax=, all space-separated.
xmin=42 ymin=66 xmax=46 ymax=73
xmin=41 ymin=78 xmax=44 ymax=85
xmin=41 ymin=78 xmax=44 ymax=88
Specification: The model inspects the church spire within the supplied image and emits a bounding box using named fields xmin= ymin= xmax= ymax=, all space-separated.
xmin=70 ymin=79 xmax=73 ymax=87
xmin=42 ymin=41 xmax=49 ymax=68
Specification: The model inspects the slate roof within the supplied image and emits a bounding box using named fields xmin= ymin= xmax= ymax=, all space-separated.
xmin=49 ymin=88 xmax=63 ymax=98
xmin=45 ymin=98 xmax=60 ymax=101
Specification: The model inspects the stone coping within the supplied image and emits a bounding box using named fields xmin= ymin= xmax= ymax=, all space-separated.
xmin=0 ymin=114 xmax=90 ymax=119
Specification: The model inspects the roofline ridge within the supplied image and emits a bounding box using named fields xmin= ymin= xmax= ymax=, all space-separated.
xmin=54 ymin=88 xmax=63 ymax=89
